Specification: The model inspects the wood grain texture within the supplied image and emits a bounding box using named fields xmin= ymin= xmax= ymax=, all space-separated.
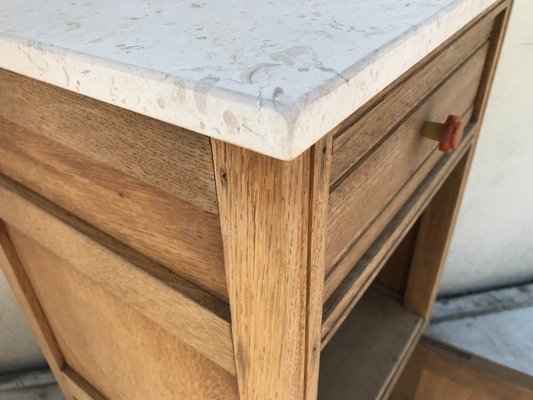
xmin=0 ymin=222 xmax=74 ymax=400
xmin=323 ymin=2 xmax=511 ymax=346
xmin=325 ymin=42 xmax=488 ymax=299
xmin=330 ymin=9 xmax=495 ymax=185
xmin=404 ymin=3 xmax=513 ymax=321
xmin=212 ymin=142 xmax=310 ymax=399
xmin=0 ymin=117 xmax=228 ymax=300
xmin=323 ymin=130 xmax=476 ymax=346
xmin=303 ymin=135 xmax=333 ymax=400
xmin=0 ymin=178 xmax=235 ymax=374
xmin=323 ymin=10 xmax=514 ymax=329
xmin=391 ymin=336 xmax=533 ymax=400
xmin=8 ymin=227 xmax=238 ymax=400
xmin=0 ymin=68 xmax=218 ymax=214
xmin=212 ymin=138 xmax=331 ymax=400
xmin=319 ymin=287 xmax=423 ymax=400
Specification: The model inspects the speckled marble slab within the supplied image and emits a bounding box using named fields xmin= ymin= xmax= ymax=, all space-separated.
xmin=0 ymin=0 xmax=498 ymax=159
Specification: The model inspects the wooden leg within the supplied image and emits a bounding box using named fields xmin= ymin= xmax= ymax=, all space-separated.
xmin=0 ymin=220 xmax=74 ymax=400
xmin=212 ymin=136 xmax=332 ymax=400
xmin=403 ymin=152 xmax=472 ymax=321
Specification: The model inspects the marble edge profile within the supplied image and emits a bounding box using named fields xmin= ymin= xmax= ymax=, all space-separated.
xmin=0 ymin=0 xmax=498 ymax=160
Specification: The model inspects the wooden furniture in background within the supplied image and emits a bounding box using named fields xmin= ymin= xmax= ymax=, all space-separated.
xmin=0 ymin=1 xmax=512 ymax=399
xmin=391 ymin=336 xmax=533 ymax=400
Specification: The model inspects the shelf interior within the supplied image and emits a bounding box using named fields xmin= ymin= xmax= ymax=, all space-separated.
xmin=318 ymin=286 xmax=423 ymax=400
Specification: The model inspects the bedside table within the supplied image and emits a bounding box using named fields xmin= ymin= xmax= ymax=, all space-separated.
xmin=0 ymin=0 xmax=512 ymax=398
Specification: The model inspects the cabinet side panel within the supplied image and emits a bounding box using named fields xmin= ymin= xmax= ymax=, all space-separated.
xmin=0 ymin=68 xmax=218 ymax=214
xmin=0 ymin=118 xmax=228 ymax=300
xmin=7 ymin=226 xmax=238 ymax=400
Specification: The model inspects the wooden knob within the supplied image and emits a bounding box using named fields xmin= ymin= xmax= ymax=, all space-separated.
xmin=421 ymin=115 xmax=464 ymax=153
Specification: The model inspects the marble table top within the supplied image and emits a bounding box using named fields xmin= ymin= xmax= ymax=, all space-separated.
xmin=0 ymin=0 xmax=498 ymax=159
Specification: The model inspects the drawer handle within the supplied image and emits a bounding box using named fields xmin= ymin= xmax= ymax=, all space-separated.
xmin=422 ymin=115 xmax=464 ymax=153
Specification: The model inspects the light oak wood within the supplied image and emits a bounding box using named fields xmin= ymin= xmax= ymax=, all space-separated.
xmin=304 ymin=136 xmax=334 ymax=400
xmin=325 ymin=100 xmax=471 ymax=301
xmin=404 ymin=4 xmax=513 ymax=321
xmin=0 ymin=68 xmax=218 ymax=214
xmin=7 ymin=226 xmax=238 ymax=400
xmin=0 ymin=117 xmax=227 ymax=300
xmin=391 ymin=336 xmax=533 ymax=400
xmin=0 ymin=222 xmax=74 ymax=400
xmin=0 ymin=177 xmax=235 ymax=374
xmin=212 ymin=137 xmax=332 ymax=400
xmin=325 ymin=42 xmax=488 ymax=300
xmin=319 ymin=287 xmax=423 ymax=400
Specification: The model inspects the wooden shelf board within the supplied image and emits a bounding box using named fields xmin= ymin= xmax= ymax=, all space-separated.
xmin=318 ymin=287 xmax=423 ymax=400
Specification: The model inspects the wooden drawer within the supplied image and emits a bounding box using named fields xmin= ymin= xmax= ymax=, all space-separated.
xmin=0 ymin=176 xmax=237 ymax=399
xmin=0 ymin=71 xmax=228 ymax=301
xmin=324 ymin=11 xmax=497 ymax=300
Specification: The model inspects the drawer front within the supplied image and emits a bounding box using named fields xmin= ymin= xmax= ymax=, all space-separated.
xmin=325 ymin=15 xmax=495 ymax=299
xmin=329 ymin=12 xmax=495 ymax=183
xmin=0 ymin=177 xmax=237 ymax=399
xmin=0 ymin=70 xmax=228 ymax=301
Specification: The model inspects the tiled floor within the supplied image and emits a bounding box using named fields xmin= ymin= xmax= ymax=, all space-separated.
xmin=2 ymin=283 xmax=532 ymax=399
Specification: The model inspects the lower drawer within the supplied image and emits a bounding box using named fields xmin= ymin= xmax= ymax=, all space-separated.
xmin=0 ymin=178 xmax=236 ymax=400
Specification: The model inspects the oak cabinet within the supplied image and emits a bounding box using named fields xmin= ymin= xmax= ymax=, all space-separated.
xmin=0 ymin=1 xmax=512 ymax=399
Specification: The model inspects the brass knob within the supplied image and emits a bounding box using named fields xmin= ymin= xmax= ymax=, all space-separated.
xmin=422 ymin=115 xmax=464 ymax=153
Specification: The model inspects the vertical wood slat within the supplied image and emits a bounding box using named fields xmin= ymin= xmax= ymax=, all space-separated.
xmin=304 ymin=135 xmax=333 ymax=400
xmin=62 ymin=367 xmax=107 ymax=400
xmin=0 ymin=68 xmax=220 ymax=215
xmin=0 ymin=220 xmax=74 ymax=400
xmin=404 ymin=2 xmax=513 ymax=321
xmin=212 ymin=136 xmax=332 ymax=400
xmin=8 ymin=222 xmax=238 ymax=400
xmin=0 ymin=118 xmax=228 ymax=301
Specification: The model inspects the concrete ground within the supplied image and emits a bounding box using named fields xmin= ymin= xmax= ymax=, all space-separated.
xmin=2 ymin=283 xmax=532 ymax=399
xmin=429 ymin=282 xmax=533 ymax=375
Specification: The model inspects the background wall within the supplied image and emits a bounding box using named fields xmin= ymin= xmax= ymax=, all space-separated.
xmin=0 ymin=273 xmax=45 ymax=373
xmin=439 ymin=0 xmax=533 ymax=295
xmin=0 ymin=0 xmax=531 ymax=373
